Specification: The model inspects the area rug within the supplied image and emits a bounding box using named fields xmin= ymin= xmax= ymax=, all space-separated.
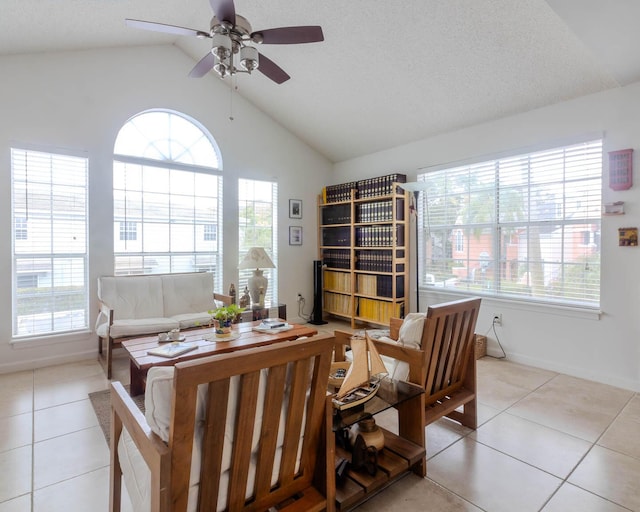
xmin=89 ymin=386 xmax=145 ymax=446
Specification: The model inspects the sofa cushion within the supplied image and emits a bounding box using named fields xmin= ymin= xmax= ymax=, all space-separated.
xmin=161 ymin=272 xmax=215 ymax=317
xmin=398 ymin=313 xmax=425 ymax=348
xmin=98 ymin=275 xmax=165 ymax=320
xmin=97 ymin=317 xmax=179 ymax=339
xmin=171 ymin=312 xmax=212 ymax=330
xmin=390 ymin=313 xmax=425 ymax=381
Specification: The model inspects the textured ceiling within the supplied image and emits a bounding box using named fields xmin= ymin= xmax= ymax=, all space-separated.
xmin=2 ymin=0 xmax=639 ymax=163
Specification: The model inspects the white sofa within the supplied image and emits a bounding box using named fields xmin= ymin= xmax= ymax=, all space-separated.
xmin=96 ymin=272 xmax=227 ymax=378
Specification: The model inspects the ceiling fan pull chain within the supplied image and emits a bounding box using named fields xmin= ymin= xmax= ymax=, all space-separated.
xmin=229 ymin=75 xmax=235 ymax=121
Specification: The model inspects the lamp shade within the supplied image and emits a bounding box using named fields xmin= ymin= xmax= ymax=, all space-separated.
xmin=238 ymin=247 xmax=275 ymax=270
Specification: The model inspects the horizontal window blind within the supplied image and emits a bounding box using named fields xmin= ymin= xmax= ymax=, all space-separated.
xmin=12 ymin=148 xmax=89 ymax=336
xmin=238 ymin=179 xmax=278 ymax=305
xmin=418 ymin=139 xmax=602 ymax=307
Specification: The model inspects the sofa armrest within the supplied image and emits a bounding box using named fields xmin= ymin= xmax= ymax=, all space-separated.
xmin=96 ymin=300 xmax=114 ymax=332
xmin=213 ymin=293 xmax=233 ymax=306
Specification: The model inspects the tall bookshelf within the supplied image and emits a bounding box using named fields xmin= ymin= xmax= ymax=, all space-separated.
xmin=318 ymin=174 xmax=409 ymax=328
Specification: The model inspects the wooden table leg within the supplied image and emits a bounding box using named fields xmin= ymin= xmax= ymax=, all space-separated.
xmin=129 ymin=360 xmax=145 ymax=396
xmin=397 ymin=393 xmax=426 ymax=477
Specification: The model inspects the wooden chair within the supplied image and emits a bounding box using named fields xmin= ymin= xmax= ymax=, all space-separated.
xmin=335 ymin=297 xmax=481 ymax=470
xmin=110 ymin=334 xmax=336 ymax=512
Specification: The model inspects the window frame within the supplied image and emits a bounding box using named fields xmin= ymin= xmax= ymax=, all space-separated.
xmin=417 ymin=139 xmax=602 ymax=310
xmin=11 ymin=146 xmax=89 ymax=338
xmin=112 ymin=110 xmax=223 ymax=288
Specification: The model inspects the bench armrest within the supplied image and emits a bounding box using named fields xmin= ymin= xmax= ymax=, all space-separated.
xmin=110 ymin=381 xmax=169 ymax=471
xmin=333 ymin=328 xmax=425 ymax=385
xmin=96 ymin=300 xmax=114 ymax=332
xmin=213 ymin=293 xmax=233 ymax=306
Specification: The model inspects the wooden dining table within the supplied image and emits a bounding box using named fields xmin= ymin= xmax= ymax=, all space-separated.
xmin=121 ymin=320 xmax=318 ymax=396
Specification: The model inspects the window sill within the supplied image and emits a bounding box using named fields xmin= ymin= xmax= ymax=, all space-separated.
xmin=419 ymin=287 xmax=601 ymax=321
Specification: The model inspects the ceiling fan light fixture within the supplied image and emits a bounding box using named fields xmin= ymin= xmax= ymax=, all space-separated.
xmin=214 ymin=61 xmax=230 ymax=78
xmin=126 ymin=0 xmax=324 ymax=84
xmin=240 ymin=46 xmax=259 ymax=71
xmin=211 ymin=33 xmax=232 ymax=60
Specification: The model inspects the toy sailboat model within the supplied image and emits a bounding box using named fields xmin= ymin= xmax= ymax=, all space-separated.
xmin=332 ymin=332 xmax=388 ymax=410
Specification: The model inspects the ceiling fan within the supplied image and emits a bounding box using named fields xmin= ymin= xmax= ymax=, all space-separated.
xmin=125 ymin=0 xmax=324 ymax=84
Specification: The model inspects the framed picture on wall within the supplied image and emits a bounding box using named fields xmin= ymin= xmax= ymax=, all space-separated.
xmin=289 ymin=226 xmax=303 ymax=245
xmin=289 ymin=199 xmax=302 ymax=219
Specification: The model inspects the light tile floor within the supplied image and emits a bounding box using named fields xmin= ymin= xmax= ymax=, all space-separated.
xmin=1 ymin=322 xmax=639 ymax=511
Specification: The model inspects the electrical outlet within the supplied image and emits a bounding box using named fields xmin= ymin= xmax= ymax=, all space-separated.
xmin=493 ymin=314 xmax=502 ymax=326
xmin=297 ymin=293 xmax=304 ymax=304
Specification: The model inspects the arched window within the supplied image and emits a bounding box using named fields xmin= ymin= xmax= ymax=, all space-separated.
xmin=113 ymin=110 xmax=223 ymax=290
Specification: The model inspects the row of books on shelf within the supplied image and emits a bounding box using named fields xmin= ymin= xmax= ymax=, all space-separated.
xmin=356 ymin=173 xmax=407 ymax=199
xmin=324 ymin=270 xmax=352 ymax=293
xmin=355 ymin=250 xmax=403 ymax=272
xmin=356 ymin=199 xmax=404 ymax=223
xmin=355 ymin=225 xmax=405 ymax=247
xmin=356 ymin=274 xmax=405 ymax=298
xmin=321 ymin=203 xmax=351 ymax=225
xmin=322 ymin=249 xmax=350 ymax=269
xmin=323 ymin=292 xmax=404 ymax=323
xmin=321 ymin=181 xmax=357 ymax=203
xmin=322 ymin=249 xmax=405 ymax=273
xmin=324 ymin=292 xmax=352 ymax=316
xmin=321 ymin=226 xmax=351 ymax=246
xmin=356 ymin=298 xmax=404 ymax=323
xmin=321 ymin=172 xmax=407 ymax=204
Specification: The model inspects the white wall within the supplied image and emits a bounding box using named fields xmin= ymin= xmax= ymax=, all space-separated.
xmin=334 ymin=82 xmax=640 ymax=392
xmin=0 ymin=45 xmax=332 ymax=373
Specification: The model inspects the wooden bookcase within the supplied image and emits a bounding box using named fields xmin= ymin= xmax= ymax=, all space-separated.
xmin=318 ymin=175 xmax=409 ymax=328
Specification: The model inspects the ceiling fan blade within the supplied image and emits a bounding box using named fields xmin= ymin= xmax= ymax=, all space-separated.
xmin=257 ymin=53 xmax=290 ymax=84
xmin=189 ymin=53 xmax=216 ymax=78
xmin=252 ymin=26 xmax=324 ymax=45
xmin=125 ymin=19 xmax=208 ymax=38
xmin=210 ymin=0 xmax=236 ymax=24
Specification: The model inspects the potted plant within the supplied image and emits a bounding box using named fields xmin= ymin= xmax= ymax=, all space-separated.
xmin=208 ymin=304 xmax=245 ymax=335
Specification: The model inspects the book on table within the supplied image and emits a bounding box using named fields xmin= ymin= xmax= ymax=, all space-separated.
xmin=147 ymin=342 xmax=197 ymax=358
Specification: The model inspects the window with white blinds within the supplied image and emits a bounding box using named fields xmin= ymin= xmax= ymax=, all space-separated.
xmin=11 ymin=148 xmax=89 ymax=336
xmin=238 ymin=179 xmax=278 ymax=304
xmin=417 ymin=139 xmax=602 ymax=308
xmin=113 ymin=110 xmax=223 ymax=289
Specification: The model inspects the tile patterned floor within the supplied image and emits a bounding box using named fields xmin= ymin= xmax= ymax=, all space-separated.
xmin=1 ymin=322 xmax=639 ymax=511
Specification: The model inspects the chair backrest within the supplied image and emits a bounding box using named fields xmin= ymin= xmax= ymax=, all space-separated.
xmin=420 ymin=297 xmax=481 ymax=405
xmin=166 ymin=334 xmax=335 ymax=512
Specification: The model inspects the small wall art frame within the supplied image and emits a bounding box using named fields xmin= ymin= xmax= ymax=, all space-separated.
xmin=289 ymin=226 xmax=303 ymax=245
xmin=289 ymin=199 xmax=302 ymax=219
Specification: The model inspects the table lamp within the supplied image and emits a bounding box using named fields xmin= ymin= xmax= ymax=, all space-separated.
xmin=238 ymin=247 xmax=275 ymax=307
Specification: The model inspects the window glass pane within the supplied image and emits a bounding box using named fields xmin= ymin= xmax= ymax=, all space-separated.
xmin=113 ymin=111 xmax=223 ymax=287
xmin=114 ymin=110 xmax=220 ymax=168
xmin=418 ymin=139 xmax=602 ymax=307
xmin=11 ymin=148 xmax=89 ymax=336
xmin=238 ymin=179 xmax=278 ymax=305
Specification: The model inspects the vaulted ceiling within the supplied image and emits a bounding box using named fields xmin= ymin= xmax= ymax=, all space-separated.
xmin=2 ymin=0 xmax=640 ymax=162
